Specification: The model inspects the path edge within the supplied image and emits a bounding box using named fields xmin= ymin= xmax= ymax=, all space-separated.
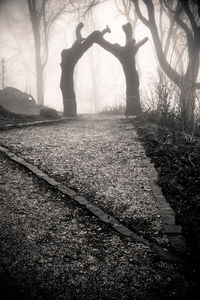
xmin=134 ymin=130 xmax=187 ymax=254
xmin=0 ymin=144 xmax=180 ymax=262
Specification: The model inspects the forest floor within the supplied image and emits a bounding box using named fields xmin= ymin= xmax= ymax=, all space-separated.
xmin=0 ymin=114 xmax=196 ymax=299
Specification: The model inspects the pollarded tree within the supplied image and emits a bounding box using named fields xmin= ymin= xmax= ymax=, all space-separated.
xmin=60 ymin=23 xmax=110 ymax=117
xmin=94 ymin=23 xmax=148 ymax=115
xmin=114 ymin=0 xmax=141 ymax=78
xmin=131 ymin=0 xmax=200 ymax=129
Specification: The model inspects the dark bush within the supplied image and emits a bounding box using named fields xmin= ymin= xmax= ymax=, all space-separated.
xmin=39 ymin=107 xmax=60 ymax=119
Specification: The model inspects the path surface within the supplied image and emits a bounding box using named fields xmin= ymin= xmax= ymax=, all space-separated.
xmin=0 ymin=115 xmax=187 ymax=299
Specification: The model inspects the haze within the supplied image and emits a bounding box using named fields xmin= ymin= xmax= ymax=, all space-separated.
xmin=0 ymin=0 xmax=156 ymax=113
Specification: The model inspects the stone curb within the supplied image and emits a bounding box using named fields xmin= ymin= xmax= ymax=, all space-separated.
xmin=0 ymin=144 xmax=180 ymax=262
xmin=0 ymin=118 xmax=71 ymax=131
xmin=135 ymin=132 xmax=187 ymax=254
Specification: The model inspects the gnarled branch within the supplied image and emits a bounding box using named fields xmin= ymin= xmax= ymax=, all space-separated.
xmin=131 ymin=0 xmax=183 ymax=88
xmin=135 ymin=37 xmax=148 ymax=50
xmin=101 ymin=25 xmax=111 ymax=36
xmin=122 ymin=22 xmax=133 ymax=44
xmin=76 ymin=22 xmax=84 ymax=40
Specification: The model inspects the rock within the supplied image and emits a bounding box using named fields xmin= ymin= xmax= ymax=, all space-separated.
xmin=0 ymin=87 xmax=37 ymax=114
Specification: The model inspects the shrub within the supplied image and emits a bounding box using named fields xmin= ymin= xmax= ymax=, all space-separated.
xmin=140 ymin=73 xmax=184 ymax=131
xmin=39 ymin=108 xmax=59 ymax=119
xmin=100 ymin=104 xmax=125 ymax=115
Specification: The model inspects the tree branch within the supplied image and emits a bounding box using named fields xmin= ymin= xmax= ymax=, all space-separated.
xmin=131 ymin=0 xmax=183 ymax=87
xmin=122 ymin=22 xmax=133 ymax=45
xmin=175 ymin=4 xmax=193 ymax=44
xmin=76 ymin=22 xmax=84 ymax=40
xmin=38 ymin=0 xmax=47 ymax=19
xmin=46 ymin=5 xmax=66 ymax=39
xmin=101 ymin=25 xmax=111 ymax=36
xmin=94 ymin=28 xmax=121 ymax=57
xmin=135 ymin=37 xmax=148 ymax=50
xmin=27 ymin=0 xmax=37 ymax=23
xmin=164 ymin=0 xmax=193 ymax=44
xmin=164 ymin=10 xmax=175 ymax=56
xmin=75 ymin=30 xmax=102 ymax=59
xmin=180 ymin=0 xmax=199 ymax=33
xmin=131 ymin=0 xmax=149 ymax=27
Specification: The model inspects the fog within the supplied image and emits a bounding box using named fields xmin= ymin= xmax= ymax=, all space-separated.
xmin=0 ymin=0 xmax=156 ymax=113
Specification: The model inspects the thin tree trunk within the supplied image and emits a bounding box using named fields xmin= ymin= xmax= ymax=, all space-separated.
xmin=35 ymin=41 xmax=44 ymax=105
xmin=1 ymin=58 xmax=5 ymax=89
xmin=27 ymin=0 xmax=44 ymax=106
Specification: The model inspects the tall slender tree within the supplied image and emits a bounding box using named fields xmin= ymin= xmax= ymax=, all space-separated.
xmin=27 ymin=0 xmax=66 ymax=105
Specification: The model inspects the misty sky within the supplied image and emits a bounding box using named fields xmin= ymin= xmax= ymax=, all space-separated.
xmin=0 ymin=0 xmax=156 ymax=113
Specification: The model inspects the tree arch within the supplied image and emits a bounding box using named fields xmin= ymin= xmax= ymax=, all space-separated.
xmin=60 ymin=23 xmax=148 ymax=117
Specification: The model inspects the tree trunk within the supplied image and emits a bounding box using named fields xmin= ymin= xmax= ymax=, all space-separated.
xmin=60 ymin=27 xmax=99 ymax=117
xmin=121 ymin=48 xmax=141 ymax=114
xmin=180 ymin=84 xmax=195 ymax=129
xmin=35 ymin=46 xmax=44 ymax=106
xmin=28 ymin=0 xmax=44 ymax=106
xmin=95 ymin=31 xmax=146 ymax=115
xmin=60 ymin=53 xmax=76 ymax=117
xmin=181 ymin=40 xmax=200 ymax=129
xmin=1 ymin=58 xmax=5 ymax=89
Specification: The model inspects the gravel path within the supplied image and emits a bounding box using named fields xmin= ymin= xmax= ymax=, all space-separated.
xmin=0 ymin=115 xmax=165 ymax=244
xmin=0 ymin=152 xmax=187 ymax=299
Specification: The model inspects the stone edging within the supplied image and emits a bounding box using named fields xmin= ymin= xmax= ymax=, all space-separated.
xmin=0 ymin=118 xmax=71 ymax=131
xmin=0 ymin=144 xmax=181 ymax=262
xmin=136 ymin=141 xmax=186 ymax=254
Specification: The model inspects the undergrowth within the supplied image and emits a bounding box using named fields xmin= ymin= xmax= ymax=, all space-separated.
xmin=133 ymin=115 xmax=200 ymax=298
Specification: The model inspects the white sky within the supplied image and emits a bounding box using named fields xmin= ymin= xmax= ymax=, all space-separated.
xmin=0 ymin=0 xmax=157 ymax=113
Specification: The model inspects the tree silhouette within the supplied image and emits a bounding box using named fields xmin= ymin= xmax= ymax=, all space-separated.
xmin=27 ymin=0 xmax=66 ymax=106
xmin=131 ymin=0 xmax=200 ymax=128
xmin=60 ymin=23 xmax=110 ymax=117
xmin=94 ymin=23 xmax=148 ymax=115
xmin=60 ymin=22 xmax=147 ymax=117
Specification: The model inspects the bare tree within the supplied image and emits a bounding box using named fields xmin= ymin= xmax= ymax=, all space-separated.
xmin=115 ymin=0 xmax=141 ymax=77
xmin=60 ymin=23 xmax=110 ymax=117
xmin=131 ymin=0 xmax=200 ymax=128
xmin=27 ymin=0 xmax=66 ymax=105
xmin=94 ymin=23 xmax=148 ymax=115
